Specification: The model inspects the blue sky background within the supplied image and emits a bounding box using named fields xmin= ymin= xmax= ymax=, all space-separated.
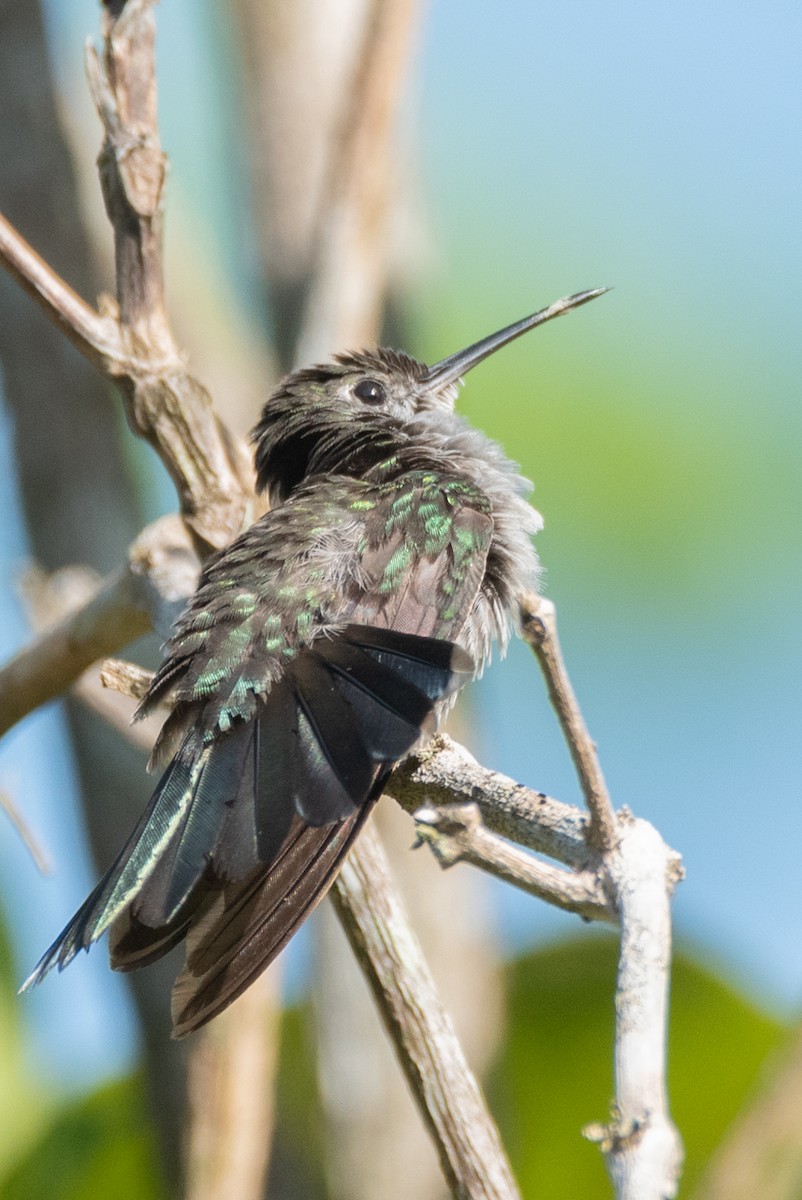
xmin=1 ymin=0 xmax=799 ymax=1088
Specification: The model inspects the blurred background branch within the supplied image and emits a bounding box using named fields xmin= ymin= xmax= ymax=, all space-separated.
xmin=690 ymin=1020 xmax=802 ymax=1200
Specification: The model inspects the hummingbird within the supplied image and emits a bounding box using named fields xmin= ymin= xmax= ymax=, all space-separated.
xmin=24 ymin=287 xmax=608 ymax=1036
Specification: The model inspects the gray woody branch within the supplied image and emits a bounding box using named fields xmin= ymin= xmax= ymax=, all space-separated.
xmin=393 ymin=738 xmax=684 ymax=1198
xmin=0 ymin=516 xmax=198 ymax=742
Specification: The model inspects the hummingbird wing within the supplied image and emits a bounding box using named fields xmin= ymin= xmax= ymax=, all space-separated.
xmin=117 ymin=629 xmax=471 ymax=1035
xmin=343 ymin=472 xmax=497 ymax=642
xmin=23 ymin=475 xmax=494 ymax=1034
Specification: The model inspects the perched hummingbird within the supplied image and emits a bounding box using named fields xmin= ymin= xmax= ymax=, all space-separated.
xmin=24 ymin=287 xmax=607 ymax=1036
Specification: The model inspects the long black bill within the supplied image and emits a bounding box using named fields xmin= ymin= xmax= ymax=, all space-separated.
xmin=423 ymin=286 xmax=610 ymax=389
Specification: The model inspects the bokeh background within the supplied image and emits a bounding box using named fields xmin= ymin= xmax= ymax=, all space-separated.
xmin=0 ymin=1 xmax=799 ymax=1197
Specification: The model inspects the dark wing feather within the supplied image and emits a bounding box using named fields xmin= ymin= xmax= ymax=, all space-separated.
xmin=171 ymin=806 xmax=375 ymax=1037
xmin=343 ymin=625 xmax=474 ymax=697
xmin=168 ymin=627 xmax=472 ymax=1036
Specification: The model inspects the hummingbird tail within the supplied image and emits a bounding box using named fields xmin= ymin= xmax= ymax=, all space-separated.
xmin=22 ymin=625 xmax=474 ymax=1033
xmin=169 ymin=803 xmax=375 ymax=1037
xmin=169 ymin=625 xmax=474 ymax=1037
xmin=20 ymin=731 xmax=209 ymax=989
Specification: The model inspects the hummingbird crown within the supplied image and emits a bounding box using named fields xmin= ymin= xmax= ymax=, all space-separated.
xmin=252 ymin=347 xmax=459 ymax=504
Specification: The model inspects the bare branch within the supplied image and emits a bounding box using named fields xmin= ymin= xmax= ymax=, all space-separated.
xmin=412 ymin=802 xmax=612 ymax=921
xmin=125 ymin=514 xmax=201 ymax=636
xmin=0 ymin=4 xmax=253 ymax=553
xmin=0 ymin=211 xmax=122 ymax=368
xmin=0 ymin=789 xmax=53 ymax=876
xmin=0 ymin=516 xmax=198 ymax=741
xmin=82 ymin=8 xmax=279 ymax=1196
xmin=184 ymin=974 xmax=281 ymax=1200
xmin=74 ymin=668 xmax=157 ymax=755
xmin=388 ymin=733 xmax=592 ymax=867
xmin=100 ymin=657 xmax=155 ymax=703
xmin=391 ymin=737 xmax=684 ymax=1199
xmin=20 ymin=568 xmax=158 ymax=758
xmin=84 ymin=1 xmax=255 ymax=550
xmin=585 ymin=813 xmax=684 ymax=1199
xmin=88 ymin=2 xmax=171 ymax=356
xmin=0 ymin=567 xmax=148 ymax=741
xmin=230 ymin=0 xmax=366 ymax=366
xmin=296 ymin=0 xmax=422 ymax=362
xmin=520 ymin=591 xmax=617 ymax=851
xmin=0 ymin=200 xmax=253 ymax=552
xmin=332 ymin=823 xmax=521 ymax=1200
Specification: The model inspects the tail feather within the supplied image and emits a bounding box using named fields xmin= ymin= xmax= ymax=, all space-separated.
xmin=185 ymin=822 xmax=323 ymax=979
xmin=171 ymin=803 xmax=376 ymax=1037
xmin=293 ymin=653 xmax=376 ymax=814
xmin=110 ymin=909 xmax=193 ymax=972
xmin=23 ymin=624 xmax=475 ymax=1033
xmin=136 ymin=724 xmax=253 ymax=926
xmin=21 ymin=738 xmax=202 ymax=988
xmin=87 ymin=741 xmax=204 ymax=942
xmin=321 ymin=641 xmax=433 ymax=758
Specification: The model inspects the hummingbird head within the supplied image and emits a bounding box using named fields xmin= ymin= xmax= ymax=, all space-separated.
xmin=252 ymin=287 xmax=609 ymax=503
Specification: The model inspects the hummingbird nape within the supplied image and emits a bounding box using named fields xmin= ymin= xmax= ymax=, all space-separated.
xmin=24 ymin=286 xmax=609 ymax=1036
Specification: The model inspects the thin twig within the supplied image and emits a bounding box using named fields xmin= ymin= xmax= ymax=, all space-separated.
xmin=0 ymin=217 xmax=251 ymax=555
xmin=0 ymin=789 xmax=53 ymax=875
xmin=520 ymin=590 xmax=618 ymax=851
xmin=100 ymin=658 xmax=156 ymax=703
xmin=332 ymin=823 xmax=521 ymax=1200
xmin=388 ymin=733 xmax=592 ymax=867
xmin=412 ymin=802 xmax=612 ymax=921
xmin=0 ymin=211 xmax=122 ymax=368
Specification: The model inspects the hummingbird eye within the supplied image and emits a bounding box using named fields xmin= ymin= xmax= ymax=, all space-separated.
xmin=353 ymin=378 xmax=386 ymax=406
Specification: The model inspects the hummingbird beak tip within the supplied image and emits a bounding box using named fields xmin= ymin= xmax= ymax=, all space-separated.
xmin=548 ymin=285 xmax=613 ymax=313
xmin=423 ymin=284 xmax=611 ymax=389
